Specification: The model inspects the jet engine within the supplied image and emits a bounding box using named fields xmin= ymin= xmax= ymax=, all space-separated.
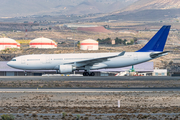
xmin=59 ymin=65 xmax=75 ymax=73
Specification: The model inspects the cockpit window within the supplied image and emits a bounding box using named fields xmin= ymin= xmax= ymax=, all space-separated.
xmin=11 ymin=59 xmax=16 ymax=61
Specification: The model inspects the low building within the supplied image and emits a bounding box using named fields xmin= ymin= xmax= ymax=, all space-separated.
xmin=111 ymin=40 xmax=115 ymax=45
xmin=77 ymin=26 xmax=111 ymax=33
xmin=80 ymin=39 xmax=98 ymax=50
xmin=30 ymin=37 xmax=57 ymax=49
xmin=0 ymin=38 xmax=20 ymax=51
xmin=92 ymin=62 xmax=154 ymax=76
xmin=153 ymin=68 xmax=167 ymax=76
xmin=137 ymin=40 xmax=148 ymax=44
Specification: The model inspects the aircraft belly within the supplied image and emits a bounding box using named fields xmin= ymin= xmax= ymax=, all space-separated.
xmin=22 ymin=62 xmax=55 ymax=70
xmin=90 ymin=63 xmax=107 ymax=69
xmin=105 ymin=57 xmax=132 ymax=68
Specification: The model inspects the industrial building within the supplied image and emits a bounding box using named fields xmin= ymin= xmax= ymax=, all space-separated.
xmin=80 ymin=39 xmax=98 ymax=50
xmin=77 ymin=26 xmax=111 ymax=33
xmin=64 ymin=24 xmax=111 ymax=33
xmin=153 ymin=68 xmax=167 ymax=76
xmin=64 ymin=24 xmax=98 ymax=28
xmin=92 ymin=62 xmax=154 ymax=76
xmin=29 ymin=37 xmax=57 ymax=49
xmin=137 ymin=40 xmax=148 ymax=44
xmin=0 ymin=38 xmax=20 ymax=51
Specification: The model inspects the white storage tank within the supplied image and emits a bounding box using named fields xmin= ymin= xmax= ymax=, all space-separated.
xmin=80 ymin=39 xmax=98 ymax=50
xmin=0 ymin=38 xmax=20 ymax=51
xmin=30 ymin=37 xmax=57 ymax=49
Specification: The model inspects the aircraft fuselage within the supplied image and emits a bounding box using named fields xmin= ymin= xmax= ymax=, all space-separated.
xmin=7 ymin=52 xmax=153 ymax=70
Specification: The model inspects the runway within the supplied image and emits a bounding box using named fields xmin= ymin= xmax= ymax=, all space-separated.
xmin=0 ymin=76 xmax=179 ymax=81
xmin=0 ymin=88 xmax=180 ymax=92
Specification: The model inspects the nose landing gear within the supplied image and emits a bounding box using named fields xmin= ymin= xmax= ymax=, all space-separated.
xmin=24 ymin=71 xmax=27 ymax=76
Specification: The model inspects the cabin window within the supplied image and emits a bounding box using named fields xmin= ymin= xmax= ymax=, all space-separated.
xmin=27 ymin=59 xmax=40 ymax=61
xmin=11 ymin=59 xmax=16 ymax=61
xmin=54 ymin=58 xmax=63 ymax=60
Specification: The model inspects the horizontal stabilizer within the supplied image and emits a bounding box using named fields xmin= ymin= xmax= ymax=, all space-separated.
xmin=150 ymin=51 xmax=170 ymax=58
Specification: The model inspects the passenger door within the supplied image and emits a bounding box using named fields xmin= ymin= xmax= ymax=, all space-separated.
xmin=133 ymin=53 xmax=138 ymax=61
xmin=41 ymin=55 xmax=51 ymax=64
xmin=21 ymin=57 xmax=26 ymax=64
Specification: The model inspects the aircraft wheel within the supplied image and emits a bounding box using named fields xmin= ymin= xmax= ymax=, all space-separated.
xmin=83 ymin=72 xmax=89 ymax=76
xmin=85 ymin=72 xmax=89 ymax=76
xmin=83 ymin=72 xmax=86 ymax=76
xmin=90 ymin=72 xmax=95 ymax=76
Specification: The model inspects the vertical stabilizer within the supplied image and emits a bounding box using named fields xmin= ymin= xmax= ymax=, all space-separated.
xmin=136 ymin=25 xmax=171 ymax=52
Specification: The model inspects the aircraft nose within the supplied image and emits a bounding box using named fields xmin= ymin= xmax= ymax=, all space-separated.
xmin=7 ymin=61 xmax=12 ymax=67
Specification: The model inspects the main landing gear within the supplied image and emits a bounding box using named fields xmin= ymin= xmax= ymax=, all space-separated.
xmin=83 ymin=72 xmax=95 ymax=76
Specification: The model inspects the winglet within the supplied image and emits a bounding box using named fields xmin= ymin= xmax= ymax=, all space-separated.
xmin=136 ymin=25 xmax=171 ymax=52
xmin=118 ymin=51 xmax=125 ymax=56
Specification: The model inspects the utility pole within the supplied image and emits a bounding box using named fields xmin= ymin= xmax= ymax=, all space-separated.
xmin=71 ymin=29 xmax=76 ymax=53
xmin=74 ymin=32 xmax=75 ymax=53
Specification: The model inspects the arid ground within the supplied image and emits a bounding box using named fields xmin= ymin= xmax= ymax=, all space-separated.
xmin=0 ymin=91 xmax=180 ymax=120
xmin=0 ymin=77 xmax=180 ymax=119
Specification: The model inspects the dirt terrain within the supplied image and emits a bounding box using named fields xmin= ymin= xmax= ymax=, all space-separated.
xmin=0 ymin=77 xmax=179 ymax=119
xmin=0 ymin=91 xmax=180 ymax=120
xmin=0 ymin=79 xmax=180 ymax=89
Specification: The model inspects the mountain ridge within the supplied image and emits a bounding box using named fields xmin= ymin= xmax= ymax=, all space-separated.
xmin=0 ymin=0 xmax=137 ymax=17
xmin=119 ymin=0 xmax=180 ymax=13
xmin=99 ymin=0 xmax=180 ymax=21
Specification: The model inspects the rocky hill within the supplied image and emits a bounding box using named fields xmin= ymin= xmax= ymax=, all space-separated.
xmin=121 ymin=0 xmax=180 ymax=12
xmin=95 ymin=0 xmax=180 ymax=21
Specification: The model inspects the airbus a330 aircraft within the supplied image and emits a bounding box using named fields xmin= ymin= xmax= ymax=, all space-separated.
xmin=7 ymin=25 xmax=171 ymax=76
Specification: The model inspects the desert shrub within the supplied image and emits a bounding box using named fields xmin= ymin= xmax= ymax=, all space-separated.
xmin=32 ymin=113 xmax=37 ymax=117
xmin=62 ymin=112 xmax=66 ymax=119
xmin=76 ymin=114 xmax=80 ymax=120
xmin=1 ymin=114 xmax=15 ymax=120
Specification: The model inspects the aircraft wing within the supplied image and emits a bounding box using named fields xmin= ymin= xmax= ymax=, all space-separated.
xmin=65 ymin=51 xmax=125 ymax=67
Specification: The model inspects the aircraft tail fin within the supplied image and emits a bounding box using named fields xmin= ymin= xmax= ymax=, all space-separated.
xmin=136 ymin=25 xmax=171 ymax=52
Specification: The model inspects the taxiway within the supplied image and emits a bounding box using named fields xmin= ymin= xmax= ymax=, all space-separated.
xmin=0 ymin=76 xmax=179 ymax=81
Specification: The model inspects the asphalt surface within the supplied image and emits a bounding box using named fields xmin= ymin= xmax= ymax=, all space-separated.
xmin=0 ymin=88 xmax=180 ymax=92
xmin=0 ymin=76 xmax=179 ymax=81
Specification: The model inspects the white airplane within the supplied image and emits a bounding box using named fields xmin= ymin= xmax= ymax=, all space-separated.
xmin=7 ymin=25 xmax=171 ymax=76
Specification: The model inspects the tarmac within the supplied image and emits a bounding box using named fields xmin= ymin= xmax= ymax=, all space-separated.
xmin=0 ymin=76 xmax=179 ymax=81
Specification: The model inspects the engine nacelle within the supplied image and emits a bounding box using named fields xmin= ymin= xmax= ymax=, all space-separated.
xmin=59 ymin=65 xmax=75 ymax=74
